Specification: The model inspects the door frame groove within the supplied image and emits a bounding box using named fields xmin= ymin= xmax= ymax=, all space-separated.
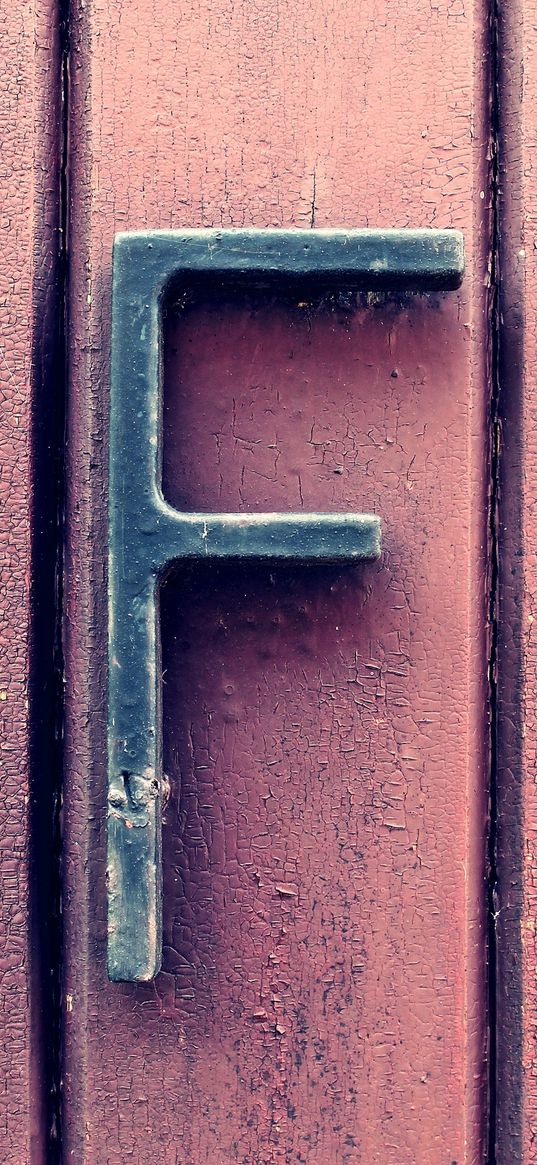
xmin=28 ymin=0 xmax=70 ymax=1159
xmin=486 ymin=0 xmax=501 ymax=1161
xmin=489 ymin=0 xmax=524 ymax=1155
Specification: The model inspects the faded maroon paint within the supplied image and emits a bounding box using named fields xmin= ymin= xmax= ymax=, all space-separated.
xmin=0 ymin=2 xmax=61 ymax=1162
xmin=497 ymin=4 xmax=537 ymax=1162
xmin=64 ymin=1 xmax=491 ymax=1163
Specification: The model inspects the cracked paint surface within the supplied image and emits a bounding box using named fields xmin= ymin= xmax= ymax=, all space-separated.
xmin=496 ymin=4 xmax=537 ymax=1162
xmin=63 ymin=0 xmax=490 ymax=1161
xmin=0 ymin=2 xmax=60 ymax=1161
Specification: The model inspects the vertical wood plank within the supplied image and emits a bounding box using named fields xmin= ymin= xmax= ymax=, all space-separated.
xmin=64 ymin=2 xmax=491 ymax=1162
xmin=498 ymin=2 xmax=537 ymax=1160
xmin=0 ymin=1 xmax=62 ymax=1161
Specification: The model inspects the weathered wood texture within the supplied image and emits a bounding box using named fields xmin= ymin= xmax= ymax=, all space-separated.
xmin=64 ymin=1 xmax=491 ymax=1161
xmin=0 ymin=1 xmax=60 ymax=1162
xmin=497 ymin=3 xmax=537 ymax=1161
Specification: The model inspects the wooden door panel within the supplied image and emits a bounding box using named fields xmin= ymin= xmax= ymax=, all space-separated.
xmin=64 ymin=1 xmax=491 ymax=1162
xmin=497 ymin=5 xmax=537 ymax=1161
xmin=0 ymin=2 xmax=61 ymax=1161
xmin=156 ymin=290 xmax=481 ymax=1161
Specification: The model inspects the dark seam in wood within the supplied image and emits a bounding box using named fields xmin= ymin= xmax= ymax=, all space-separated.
xmin=28 ymin=0 xmax=69 ymax=1159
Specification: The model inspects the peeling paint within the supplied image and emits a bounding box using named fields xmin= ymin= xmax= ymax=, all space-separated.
xmin=63 ymin=0 xmax=489 ymax=1160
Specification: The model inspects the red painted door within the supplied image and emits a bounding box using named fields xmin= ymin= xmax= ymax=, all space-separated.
xmin=0 ymin=3 xmax=62 ymax=1162
xmin=61 ymin=1 xmax=491 ymax=1163
xmin=25 ymin=0 xmax=537 ymax=1161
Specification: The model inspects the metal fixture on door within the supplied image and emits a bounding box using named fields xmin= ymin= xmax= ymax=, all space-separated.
xmin=107 ymin=227 xmax=464 ymax=982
